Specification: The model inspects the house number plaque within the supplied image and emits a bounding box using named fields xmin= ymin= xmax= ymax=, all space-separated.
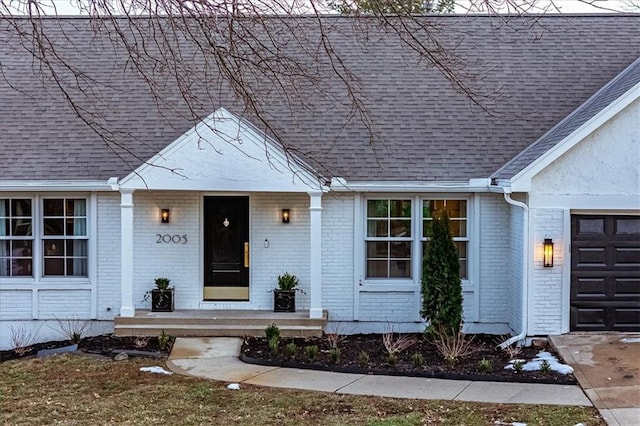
xmin=156 ymin=234 xmax=188 ymax=244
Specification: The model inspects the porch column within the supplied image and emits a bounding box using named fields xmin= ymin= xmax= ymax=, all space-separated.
xmin=308 ymin=191 xmax=323 ymax=319
xmin=120 ymin=189 xmax=135 ymax=317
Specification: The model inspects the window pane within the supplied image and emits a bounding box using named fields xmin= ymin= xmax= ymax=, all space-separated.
xmin=43 ymin=199 xmax=64 ymax=216
xmin=66 ymin=240 xmax=87 ymax=256
xmin=445 ymin=200 xmax=467 ymax=219
xmin=67 ymin=258 xmax=87 ymax=276
xmin=11 ymin=219 xmax=32 ymax=236
xmin=0 ymin=199 xmax=8 ymax=218
xmin=459 ymin=260 xmax=468 ymax=279
xmin=0 ymin=218 xmax=8 ymax=236
xmin=367 ymin=260 xmax=387 ymax=278
xmin=44 ymin=258 xmax=65 ymax=275
xmin=390 ymin=241 xmax=411 ymax=258
xmin=389 ymin=260 xmax=411 ymax=278
xmin=44 ymin=218 xmax=64 ymax=235
xmin=422 ymin=201 xmax=433 ymax=219
xmin=390 ymin=200 xmax=411 ymax=218
xmin=449 ymin=219 xmax=467 ymax=237
xmin=12 ymin=199 xmax=32 ymax=217
xmin=44 ymin=240 xmax=64 ymax=256
xmin=66 ymin=219 xmax=87 ymax=236
xmin=0 ymin=258 xmax=8 ymax=276
xmin=390 ymin=219 xmax=411 ymax=237
xmin=367 ymin=219 xmax=388 ymax=237
xmin=367 ymin=241 xmax=388 ymax=258
xmin=367 ymin=200 xmax=388 ymax=218
xmin=423 ymin=220 xmax=433 ymax=238
xmin=66 ymin=199 xmax=86 ymax=216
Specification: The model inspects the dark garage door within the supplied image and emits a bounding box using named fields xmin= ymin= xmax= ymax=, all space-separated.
xmin=571 ymin=215 xmax=640 ymax=331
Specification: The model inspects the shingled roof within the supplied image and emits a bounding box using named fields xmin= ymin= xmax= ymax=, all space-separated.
xmin=1 ymin=15 xmax=639 ymax=183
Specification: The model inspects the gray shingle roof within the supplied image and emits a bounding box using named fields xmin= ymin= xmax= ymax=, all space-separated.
xmin=1 ymin=15 xmax=639 ymax=182
xmin=493 ymin=57 xmax=640 ymax=180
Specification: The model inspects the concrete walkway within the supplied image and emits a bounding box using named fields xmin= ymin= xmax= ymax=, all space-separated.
xmin=550 ymin=333 xmax=640 ymax=426
xmin=167 ymin=337 xmax=591 ymax=407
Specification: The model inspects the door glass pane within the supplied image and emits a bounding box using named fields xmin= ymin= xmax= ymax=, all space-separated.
xmin=578 ymin=218 xmax=604 ymax=234
xmin=616 ymin=218 xmax=640 ymax=235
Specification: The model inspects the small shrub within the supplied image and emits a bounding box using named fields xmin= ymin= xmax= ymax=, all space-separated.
xmin=540 ymin=359 xmax=552 ymax=375
xmin=158 ymin=330 xmax=170 ymax=351
xmin=382 ymin=327 xmax=417 ymax=355
xmin=284 ymin=342 xmax=297 ymax=359
xmin=387 ymin=353 xmax=397 ymax=366
xmin=134 ymin=336 xmax=149 ymax=349
xmin=411 ymin=352 xmax=424 ymax=368
xmin=304 ymin=345 xmax=319 ymax=361
xmin=268 ymin=335 xmax=279 ymax=355
xmin=477 ymin=358 xmax=492 ymax=373
xmin=9 ymin=324 xmax=38 ymax=356
xmin=54 ymin=317 xmax=90 ymax=344
xmin=324 ymin=323 xmax=347 ymax=350
xmin=265 ymin=323 xmax=280 ymax=341
xmin=358 ymin=351 xmax=370 ymax=367
xmin=431 ymin=326 xmax=476 ymax=366
xmin=329 ymin=348 xmax=341 ymax=364
xmin=277 ymin=272 xmax=299 ymax=291
xmin=512 ymin=360 xmax=524 ymax=374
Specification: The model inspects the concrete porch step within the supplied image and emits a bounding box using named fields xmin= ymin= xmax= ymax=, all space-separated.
xmin=113 ymin=309 xmax=327 ymax=338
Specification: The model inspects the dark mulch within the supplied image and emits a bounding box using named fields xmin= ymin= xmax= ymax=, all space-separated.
xmin=0 ymin=334 xmax=174 ymax=363
xmin=241 ymin=333 xmax=577 ymax=385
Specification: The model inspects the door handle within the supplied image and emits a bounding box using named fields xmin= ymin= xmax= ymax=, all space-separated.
xmin=244 ymin=242 xmax=249 ymax=268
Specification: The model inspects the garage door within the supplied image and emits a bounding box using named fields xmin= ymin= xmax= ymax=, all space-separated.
xmin=571 ymin=215 xmax=640 ymax=331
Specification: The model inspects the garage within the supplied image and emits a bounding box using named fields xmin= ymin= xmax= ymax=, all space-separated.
xmin=571 ymin=215 xmax=640 ymax=331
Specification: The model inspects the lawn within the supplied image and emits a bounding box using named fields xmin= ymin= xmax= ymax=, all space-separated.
xmin=0 ymin=354 xmax=603 ymax=425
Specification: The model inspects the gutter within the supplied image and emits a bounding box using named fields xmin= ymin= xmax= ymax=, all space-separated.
xmin=499 ymin=191 xmax=529 ymax=349
xmin=0 ymin=179 xmax=118 ymax=192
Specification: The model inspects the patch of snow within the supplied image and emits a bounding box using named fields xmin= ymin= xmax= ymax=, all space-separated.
xmin=227 ymin=383 xmax=240 ymax=390
xmin=494 ymin=422 xmax=527 ymax=426
xmin=620 ymin=337 xmax=640 ymax=343
xmin=140 ymin=366 xmax=174 ymax=375
xmin=504 ymin=351 xmax=574 ymax=375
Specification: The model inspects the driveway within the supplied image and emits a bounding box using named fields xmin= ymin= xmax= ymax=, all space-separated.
xmin=550 ymin=333 xmax=640 ymax=426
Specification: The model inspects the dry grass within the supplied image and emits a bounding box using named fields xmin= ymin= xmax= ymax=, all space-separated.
xmin=0 ymin=355 xmax=604 ymax=426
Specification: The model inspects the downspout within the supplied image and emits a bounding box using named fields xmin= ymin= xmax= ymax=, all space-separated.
xmin=499 ymin=192 xmax=529 ymax=349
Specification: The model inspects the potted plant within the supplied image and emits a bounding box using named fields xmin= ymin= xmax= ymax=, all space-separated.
xmin=145 ymin=277 xmax=174 ymax=312
xmin=273 ymin=272 xmax=301 ymax=312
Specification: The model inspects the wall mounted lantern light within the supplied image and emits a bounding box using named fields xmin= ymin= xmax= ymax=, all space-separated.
xmin=543 ymin=238 xmax=554 ymax=267
xmin=161 ymin=209 xmax=170 ymax=224
xmin=281 ymin=209 xmax=290 ymax=224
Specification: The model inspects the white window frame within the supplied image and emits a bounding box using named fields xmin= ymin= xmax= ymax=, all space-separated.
xmin=0 ymin=197 xmax=34 ymax=278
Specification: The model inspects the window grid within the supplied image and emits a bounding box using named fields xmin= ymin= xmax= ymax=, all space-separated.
xmin=0 ymin=198 xmax=33 ymax=277
xmin=42 ymin=198 xmax=88 ymax=277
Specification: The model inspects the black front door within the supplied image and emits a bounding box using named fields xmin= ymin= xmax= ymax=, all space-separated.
xmin=203 ymin=196 xmax=249 ymax=301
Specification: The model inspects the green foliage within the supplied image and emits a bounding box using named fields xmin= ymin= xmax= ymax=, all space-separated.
xmin=327 ymin=0 xmax=454 ymax=14
xmin=277 ymin=272 xmax=299 ymax=291
xmin=329 ymin=348 xmax=341 ymax=364
xmin=477 ymin=358 xmax=492 ymax=373
xmin=154 ymin=277 xmax=171 ymax=290
xmin=284 ymin=342 xmax=297 ymax=359
xmin=387 ymin=353 xmax=397 ymax=366
xmin=539 ymin=359 xmax=552 ymax=375
xmin=358 ymin=351 xmax=370 ymax=367
xmin=158 ymin=330 xmax=170 ymax=351
xmin=268 ymin=335 xmax=279 ymax=355
xmin=512 ymin=360 xmax=524 ymax=374
xmin=410 ymin=352 xmax=424 ymax=368
xmin=304 ymin=345 xmax=319 ymax=361
xmin=265 ymin=323 xmax=280 ymax=341
xmin=421 ymin=211 xmax=463 ymax=336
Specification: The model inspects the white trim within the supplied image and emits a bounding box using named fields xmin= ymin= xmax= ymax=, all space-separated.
xmin=31 ymin=288 xmax=38 ymax=319
xmin=330 ymin=179 xmax=492 ymax=193
xmin=119 ymin=189 xmax=135 ymax=317
xmin=529 ymin=194 xmax=640 ymax=210
xmin=471 ymin=194 xmax=481 ymax=322
xmin=308 ymin=191 xmax=323 ymax=319
xmin=353 ymin=193 xmax=363 ymax=321
xmin=510 ymin=82 xmax=640 ymax=192
xmin=0 ymin=181 xmax=114 ymax=191
xmin=89 ymin=193 xmax=98 ymax=319
xmin=561 ymin=208 xmax=571 ymax=334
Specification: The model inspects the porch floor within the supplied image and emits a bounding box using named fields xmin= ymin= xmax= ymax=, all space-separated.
xmin=114 ymin=309 xmax=328 ymax=338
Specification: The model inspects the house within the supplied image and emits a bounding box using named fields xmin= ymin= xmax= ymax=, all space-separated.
xmin=1 ymin=15 xmax=638 ymax=349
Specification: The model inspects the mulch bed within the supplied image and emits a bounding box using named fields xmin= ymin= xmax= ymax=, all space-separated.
xmin=0 ymin=335 xmax=174 ymax=363
xmin=241 ymin=333 xmax=577 ymax=385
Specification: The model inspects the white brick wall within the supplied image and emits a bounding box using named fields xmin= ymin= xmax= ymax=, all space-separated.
xmin=0 ymin=290 xmax=32 ymax=320
xmin=37 ymin=290 xmax=92 ymax=319
xmin=96 ymin=193 xmax=121 ymax=319
xmin=508 ymin=202 xmax=524 ymax=333
xmin=477 ymin=194 xmax=511 ymax=325
xmin=530 ymin=208 xmax=565 ymax=334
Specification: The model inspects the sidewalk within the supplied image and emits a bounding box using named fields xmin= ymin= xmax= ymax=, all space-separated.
xmin=166 ymin=337 xmax=591 ymax=407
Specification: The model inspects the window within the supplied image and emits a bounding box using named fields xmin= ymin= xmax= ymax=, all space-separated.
xmin=0 ymin=199 xmax=33 ymax=276
xmin=42 ymin=198 xmax=88 ymax=277
xmin=366 ymin=199 xmax=412 ymax=278
xmin=422 ymin=199 xmax=468 ymax=279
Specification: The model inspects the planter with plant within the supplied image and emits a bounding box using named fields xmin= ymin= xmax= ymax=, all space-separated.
xmin=273 ymin=272 xmax=302 ymax=312
xmin=144 ymin=277 xmax=174 ymax=312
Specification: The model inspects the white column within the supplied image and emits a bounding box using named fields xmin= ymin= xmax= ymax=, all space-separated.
xmin=308 ymin=191 xmax=323 ymax=319
xmin=120 ymin=189 xmax=135 ymax=317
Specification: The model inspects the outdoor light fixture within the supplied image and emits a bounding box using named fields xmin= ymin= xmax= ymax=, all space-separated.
xmin=282 ymin=209 xmax=290 ymax=224
xmin=543 ymin=238 xmax=554 ymax=267
xmin=161 ymin=209 xmax=170 ymax=224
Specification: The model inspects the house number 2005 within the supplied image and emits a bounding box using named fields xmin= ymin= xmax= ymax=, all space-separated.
xmin=156 ymin=234 xmax=188 ymax=244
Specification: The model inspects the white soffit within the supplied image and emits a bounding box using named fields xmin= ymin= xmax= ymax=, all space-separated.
xmin=120 ymin=108 xmax=322 ymax=192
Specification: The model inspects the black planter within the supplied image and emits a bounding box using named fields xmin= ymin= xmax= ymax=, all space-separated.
xmin=151 ymin=288 xmax=174 ymax=312
xmin=273 ymin=290 xmax=295 ymax=312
